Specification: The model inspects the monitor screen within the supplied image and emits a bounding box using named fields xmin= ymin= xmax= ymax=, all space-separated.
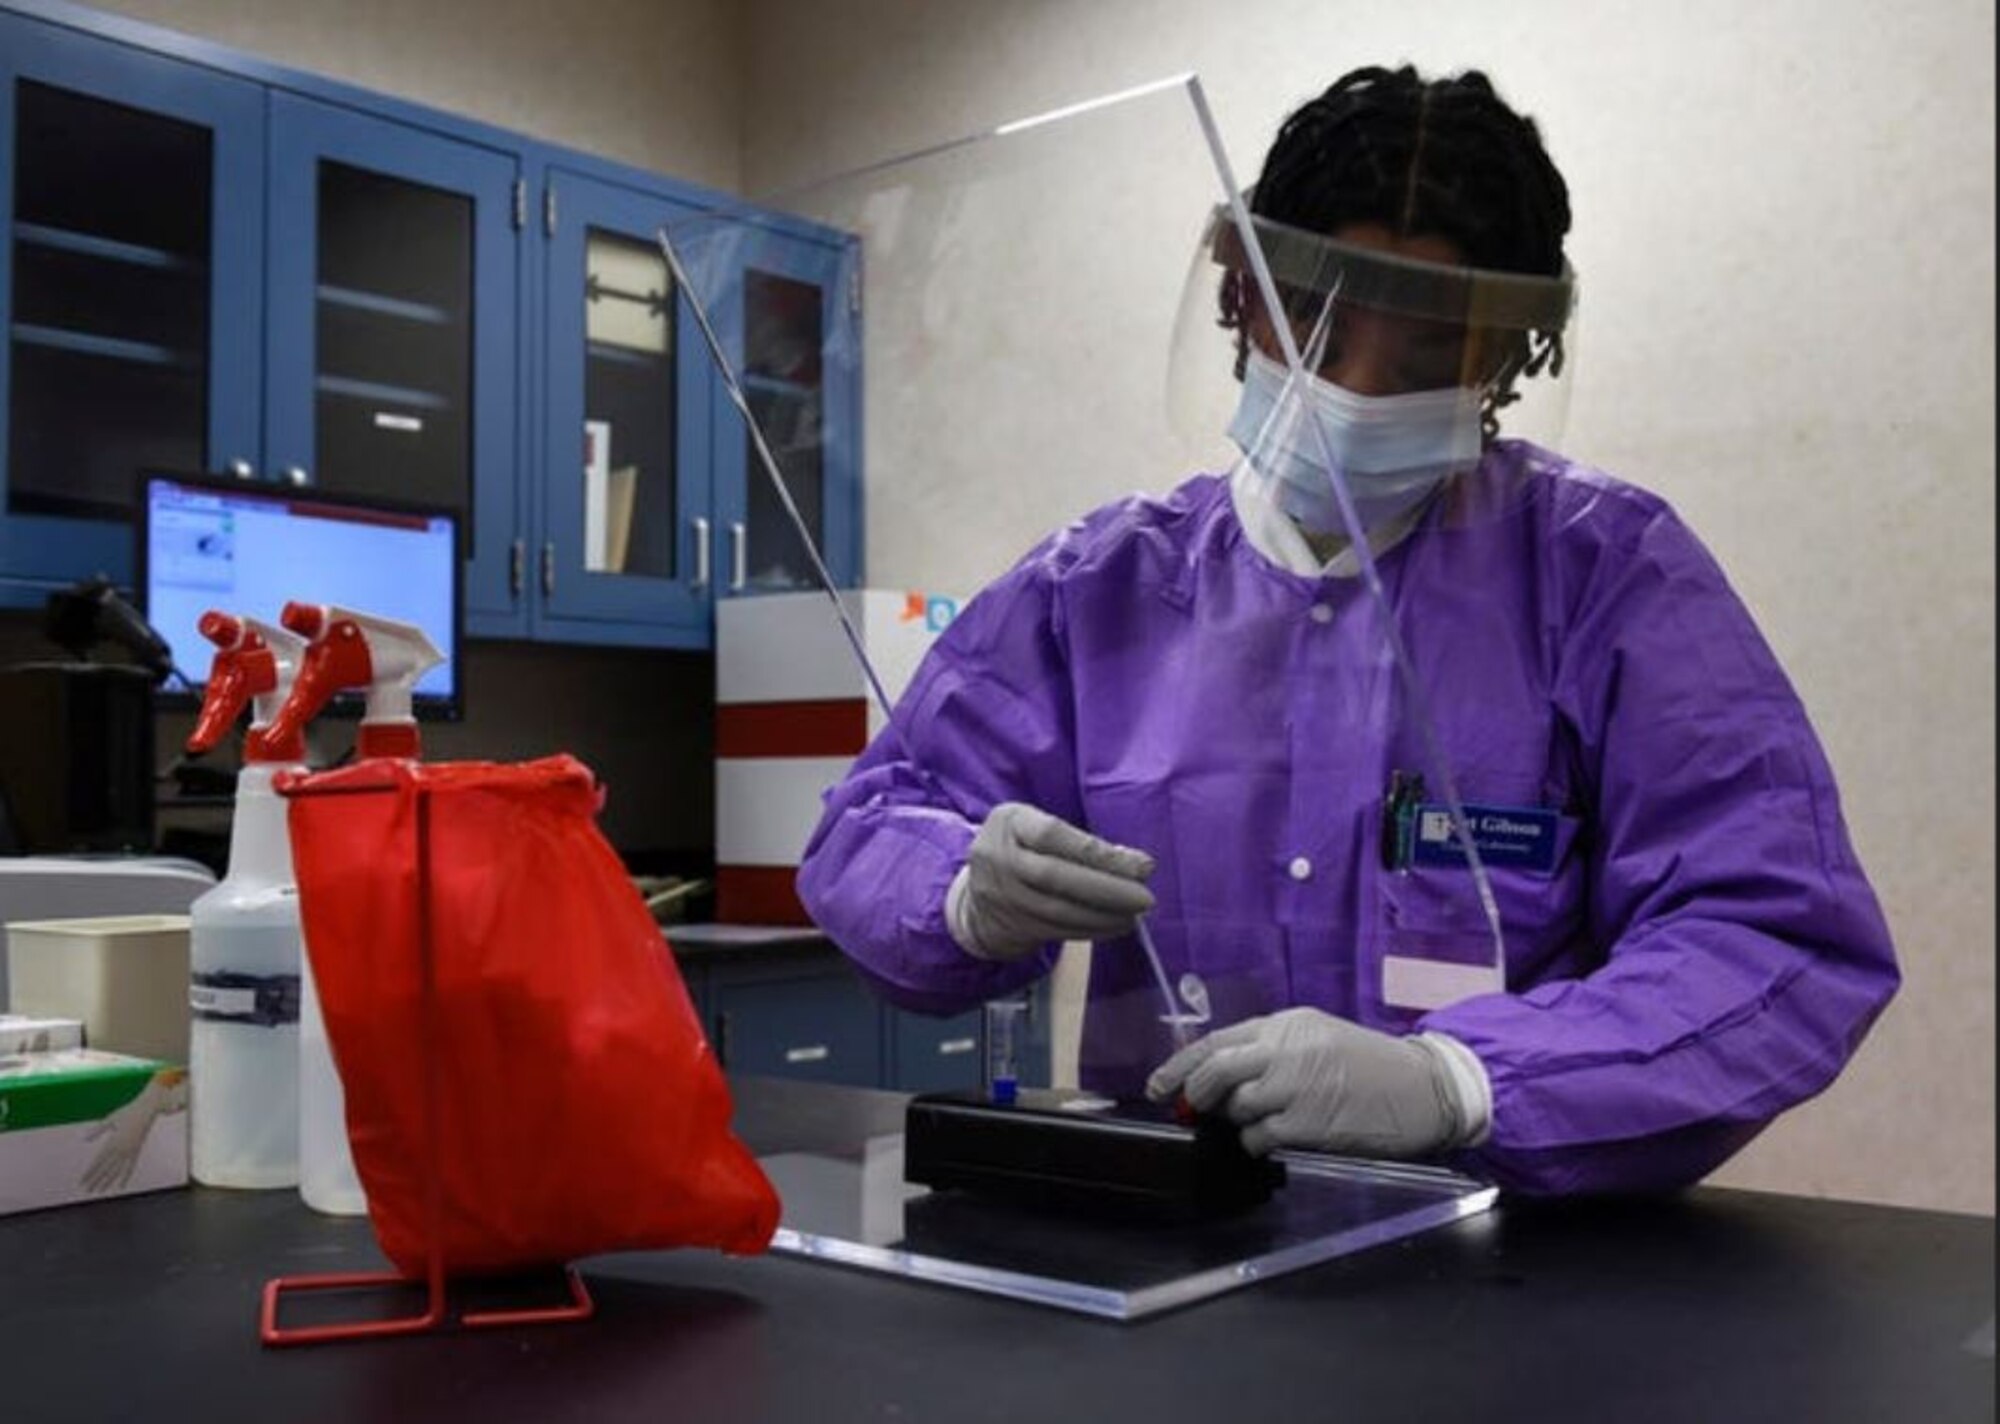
xmin=137 ymin=471 xmax=462 ymax=718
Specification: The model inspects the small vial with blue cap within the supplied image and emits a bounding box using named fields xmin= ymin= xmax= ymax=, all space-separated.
xmin=984 ymin=998 xmax=1028 ymax=1105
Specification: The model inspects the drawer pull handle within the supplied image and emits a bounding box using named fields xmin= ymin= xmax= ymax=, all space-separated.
xmin=784 ymin=1044 xmax=830 ymax=1064
xmin=938 ymin=1037 xmax=976 ymax=1055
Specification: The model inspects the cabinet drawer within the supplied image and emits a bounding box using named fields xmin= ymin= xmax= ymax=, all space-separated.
xmin=710 ymin=971 xmax=881 ymax=1086
xmin=890 ymin=1007 xmax=985 ymax=1093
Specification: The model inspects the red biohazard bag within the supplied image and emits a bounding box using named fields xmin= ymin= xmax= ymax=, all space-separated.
xmin=279 ymin=754 xmax=778 ymax=1277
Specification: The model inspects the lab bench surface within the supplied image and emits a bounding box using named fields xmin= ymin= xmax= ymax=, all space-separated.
xmin=0 ymin=1078 xmax=1990 ymax=1424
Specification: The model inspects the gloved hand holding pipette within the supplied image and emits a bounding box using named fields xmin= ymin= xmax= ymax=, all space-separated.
xmin=946 ymin=803 xmax=1156 ymax=962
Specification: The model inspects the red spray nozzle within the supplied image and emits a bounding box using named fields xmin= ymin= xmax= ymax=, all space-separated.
xmin=186 ymin=612 xmax=266 ymax=755
xmin=281 ymin=601 xmax=328 ymax=640
xmin=262 ymin=617 xmax=374 ymax=754
xmin=185 ymin=612 xmax=311 ymax=762
xmin=197 ymin=610 xmax=243 ymax=647
xmin=265 ymin=606 xmax=442 ymax=761
xmin=266 ymin=600 xmax=442 ymax=764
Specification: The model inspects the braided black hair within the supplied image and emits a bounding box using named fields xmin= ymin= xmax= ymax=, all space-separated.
xmin=1220 ymin=65 xmax=1571 ymax=438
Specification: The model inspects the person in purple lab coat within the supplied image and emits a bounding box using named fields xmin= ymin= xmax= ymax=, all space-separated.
xmin=796 ymin=65 xmax=1898 ymax=1195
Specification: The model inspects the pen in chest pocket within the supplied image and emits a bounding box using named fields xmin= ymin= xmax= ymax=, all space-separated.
xmin=1380 ymin=770 xmax=1424 ymax=873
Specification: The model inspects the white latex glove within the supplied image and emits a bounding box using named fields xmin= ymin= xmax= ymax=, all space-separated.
xmin=81 ymin=1069 xmax=188 ymax=1195
xmin=1146 ymin=1008 xmax=1471 ymax=1158
xmin=945 ymin=802 xmax=1155 ymax=962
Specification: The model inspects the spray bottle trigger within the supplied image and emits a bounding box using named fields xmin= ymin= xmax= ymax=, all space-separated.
xmin=186 ymin=609 xmax=263 ymax=754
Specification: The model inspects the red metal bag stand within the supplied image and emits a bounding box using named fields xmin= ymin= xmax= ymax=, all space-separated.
xmin=260 ymin=784 xmax=595 ymax=1345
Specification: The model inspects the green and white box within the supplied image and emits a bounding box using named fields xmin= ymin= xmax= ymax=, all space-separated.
xmin=0 ymin=1049 xmax=188 ymax=1215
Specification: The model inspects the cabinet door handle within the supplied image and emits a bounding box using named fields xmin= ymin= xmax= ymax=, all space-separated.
xmin=510 ymin=539 xmax=525 ymax=597
xmin=729 ymin=521 xmax=747 ymax=592
xmin=937 ymin=1037 xmax=976 ymax=1056
xmin=541 ymin=541 xmax=555 ymax=597
xmin=691 ymin=516 xmax=711 ymax=590
xmin=783 ymin=1043 xmax=830 ymax=1064
xmin=225 ymin=458 xmax=254 ymax=480
xmin=282 ymin=465 xmax=309 ymax=487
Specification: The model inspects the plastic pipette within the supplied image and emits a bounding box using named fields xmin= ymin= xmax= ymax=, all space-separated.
xmin=1137 ymin=920 xmax=1194 ymax=1051
xmin=658 ymin=228 xmax=1195 ymax=1048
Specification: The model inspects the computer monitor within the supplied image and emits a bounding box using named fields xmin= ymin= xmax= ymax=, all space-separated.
xmin=136 ymin=470 xmax=462 ymax=719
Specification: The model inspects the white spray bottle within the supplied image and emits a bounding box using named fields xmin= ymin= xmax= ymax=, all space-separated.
xmin=267 ymin=603 xmax=443 ymax=1215
xmin=185 ymin=613 xmax=309 ymax=1189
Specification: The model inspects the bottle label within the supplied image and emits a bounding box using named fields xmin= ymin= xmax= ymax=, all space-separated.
xmin=190 ymin=972 xmax=302 ymax=1027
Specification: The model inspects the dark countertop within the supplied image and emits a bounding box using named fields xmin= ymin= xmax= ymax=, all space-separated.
xmin=0 ymin=1077 xmax=1990 ymax=1424
xmin=662 ymin=922 xmax=835 ymax=964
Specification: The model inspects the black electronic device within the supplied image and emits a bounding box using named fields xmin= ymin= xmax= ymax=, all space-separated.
xmin=0 ymin=572 xmax=170 ymax=853
xmin=0 ymin=661 xmax=155 ymax=853
xmin=43 ymin=575 xmax=175 ymax=684
xmin=903 ymin=1088 xmax=1287 ymax=1222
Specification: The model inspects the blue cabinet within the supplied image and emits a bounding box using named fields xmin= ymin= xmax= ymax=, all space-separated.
xmin=0 ymin=8 xmax=263 ymax=603
xmin=0 ymin=1 xmax=864 ymax=649
xmin=708 ymin=221 xmax=862 ymax=597
xmin=516 ymin=166 xmax=863 ymax=646
xmin=707 ymin=958 xmax=884 ymax=1086
xmin=890 ymin=986 xmax=1054 ymax=1094
xmin=670 ymin=938 xmax=882 ymax=1087
xmin=265 ymin=94 xmax=521 ymax=625
xmin=673 ymin=937 xmax=1052 ymax=1093
xmin=531 ymin=168 xmax=714 ymax=645
xmin=890 ymin=1006 xmax=987 ymax=1094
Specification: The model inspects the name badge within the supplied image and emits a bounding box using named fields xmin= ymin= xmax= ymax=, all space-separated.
xmin=1409 ymin=802 xmax=1560 ymax=873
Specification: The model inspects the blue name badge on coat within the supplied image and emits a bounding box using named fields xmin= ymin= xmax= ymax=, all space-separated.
xmin=1409 ymin=802 xmax=1560 ymax=873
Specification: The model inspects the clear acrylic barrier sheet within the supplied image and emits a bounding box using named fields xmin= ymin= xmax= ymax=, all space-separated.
xmin=760 ymin=1133 xmax=1496 ymax=1321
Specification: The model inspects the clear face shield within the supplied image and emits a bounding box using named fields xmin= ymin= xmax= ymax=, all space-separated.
xmin=1167 ymin=207 xmax=1583 ymax=1030
xmin=1169 ymin=204 xmax=1578 ymax=547
xmin=657 ymin=78 xmax=1581 ymax=1095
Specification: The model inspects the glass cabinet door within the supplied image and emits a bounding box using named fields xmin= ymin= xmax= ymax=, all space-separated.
xmin=714 ymin=225 xmax=859 ymax=597
xmin=265 ymin=93 xmax=518 ymax=620
xmin=538 ymin=169 xmax=710 ymax=637
xmin=0 ymin=16 xmax=261 ymax=594
xmin=311 ymin=161 xmax=472 ymax=513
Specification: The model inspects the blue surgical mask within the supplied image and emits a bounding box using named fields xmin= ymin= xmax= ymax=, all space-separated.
xmin=1227 ymin=350 xmax=1480 ymax=536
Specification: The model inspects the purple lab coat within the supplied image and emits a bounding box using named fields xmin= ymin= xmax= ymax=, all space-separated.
xmin=796 ymin=443 xmax=1898 ymax=1195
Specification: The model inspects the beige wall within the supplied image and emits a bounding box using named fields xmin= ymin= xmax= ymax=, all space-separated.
xmin=744 ymin=0 xmax=1996 ymax=1215
xmin=92 ymin=0 xmax=747 ymax=191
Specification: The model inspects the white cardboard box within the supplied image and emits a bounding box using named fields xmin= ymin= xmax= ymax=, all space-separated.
xmin=0 ymin=1049 xmax=188 ymax=1215
xmin=716 ymin=588 xmax=962 ymax=739
xmin=6 ymin=915 xmax=192 ymax=1063
xmin=714 ymin=589 xmax=962 ymax=923
xmin=0 ymin=1015 xmax=83 ymax=1055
